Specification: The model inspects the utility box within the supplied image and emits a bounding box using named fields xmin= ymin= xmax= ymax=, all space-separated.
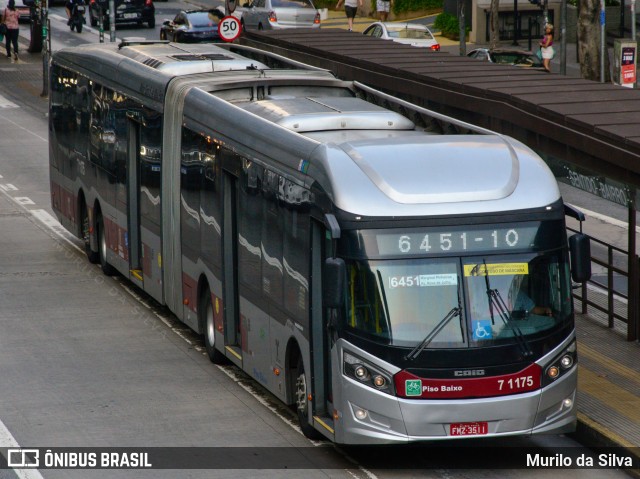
xmin=614 ymin=39 xmax=637 ymax=88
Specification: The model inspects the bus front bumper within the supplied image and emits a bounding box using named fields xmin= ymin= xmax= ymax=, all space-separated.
xmin=333 ymin=365 xmax=577 ymax=445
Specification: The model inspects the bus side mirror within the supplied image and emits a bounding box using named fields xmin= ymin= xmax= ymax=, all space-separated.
xmin=569 ymin=233 xmax=591 ymax=283
xmin=324 ymin=257 xmax=346 ymax=309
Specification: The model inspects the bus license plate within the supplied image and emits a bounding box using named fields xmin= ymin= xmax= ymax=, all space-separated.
xmin=450 ymin=422 xmax=488 ymax=436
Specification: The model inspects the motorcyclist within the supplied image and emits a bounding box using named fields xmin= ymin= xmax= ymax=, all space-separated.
xmin=65 ymin=0 xmax=80 ymax=25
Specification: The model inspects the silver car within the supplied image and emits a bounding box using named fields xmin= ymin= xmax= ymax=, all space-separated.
xmin=236 ymin=0 xmax=321 ymax=30
xmin=363 ymin=22 xmax=441 ymax=51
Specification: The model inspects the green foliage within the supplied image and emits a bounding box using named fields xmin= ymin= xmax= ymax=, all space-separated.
xmin=392 ymin=0 xmax=442 ymax=15
xmin=313 ymin=0 xmax=335 ymax=8
xmin=433 ymin=11 xmax=469 ymax=38
xmin=433 ymin=12 xmax=458 ymax=36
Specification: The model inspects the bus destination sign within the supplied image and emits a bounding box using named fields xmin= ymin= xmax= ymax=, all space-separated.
xmin=375 ymin=225 xmax=540 ymax=256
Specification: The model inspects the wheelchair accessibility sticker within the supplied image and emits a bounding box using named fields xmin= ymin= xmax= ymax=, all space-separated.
xmin=472 ymin=320 xmax=493 ymax=340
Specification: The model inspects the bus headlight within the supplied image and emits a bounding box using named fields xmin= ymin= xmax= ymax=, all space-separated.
xmin=343 ymin=351 xmax=394 ymax=395
xmin=542 ymin=341 xmax=577 ymax=386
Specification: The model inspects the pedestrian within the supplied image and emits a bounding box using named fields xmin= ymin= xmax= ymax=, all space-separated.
xmin=376 ymin=0 xmax=392 ymax=22
xmin=336 ymin=0 xmax=362 ymax=32
xmin=2 ymin=0 xmax=19 ymax=61
xmin=539 ymin=23 xmax=554 ymax=73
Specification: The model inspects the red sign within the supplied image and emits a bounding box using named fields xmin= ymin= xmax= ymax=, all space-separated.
xmin=621 ymin=47 xmax=636 ymax=85
xmin=218 ymin=16 xmax=242 ymax=43
xmin=450 ymin=422 xmax=488 ymax=436
xmin=395 ymin=363 xmax=542 ymax=399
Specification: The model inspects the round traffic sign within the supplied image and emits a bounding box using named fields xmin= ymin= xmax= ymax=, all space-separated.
xmin=218 ymin=16 xmax=242 ymax=42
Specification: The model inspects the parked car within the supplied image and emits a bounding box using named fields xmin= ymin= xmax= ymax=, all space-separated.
xmin=234 ymin=0 xmax=320 ymax=31
xmin=362 ymin=22 xmax=440 ymax=51
xmin=88 ymin=0 xmax=155 ymax=29
xmin=160 ymin=9 xmax=224 ymax=42
xmin=467 ymin=48 xmax=544 ymax=70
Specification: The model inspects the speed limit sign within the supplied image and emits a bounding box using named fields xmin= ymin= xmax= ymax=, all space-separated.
xmin=218 ymin=16 xmax=242 ymax=42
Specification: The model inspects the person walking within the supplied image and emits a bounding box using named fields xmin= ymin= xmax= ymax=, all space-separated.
xmin=539 ymin=23 xmax=554 ymax=73
xmin=336 ymin=0 xmax=362 ymax=32
xmin=376 ymin=0 xmax=392 ymax=22
xmin=3 ymin=0 xmax=19 ymax=61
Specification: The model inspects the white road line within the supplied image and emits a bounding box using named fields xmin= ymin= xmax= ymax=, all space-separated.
xmin=0 ymin=420 xmax=45 ymax=479
xmin=30 ymin=209 xmax=82 ymax=253
xmin=0 ymin=94 xmax=19 ymax=109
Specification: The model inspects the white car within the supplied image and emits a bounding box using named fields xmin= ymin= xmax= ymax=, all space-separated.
xmin=362 ymin=22 xmax=440 ymax=51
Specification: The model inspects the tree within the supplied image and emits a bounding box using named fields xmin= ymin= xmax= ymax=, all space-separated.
xmin=489 ymin=0 xmax=500 ymax=49
xmin=577 ymin=0 xmax=610 ymax=81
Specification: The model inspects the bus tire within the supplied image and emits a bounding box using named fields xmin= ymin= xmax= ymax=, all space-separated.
xmin=82 ymin=202 xmax=99 ymax=264
xmin=295 ymin=358 xmax=323 ymax=440
xmin=202 ymin=291 xmax=227 ymax=364
xmin=97 ymin=214 xmax=116 ymax=276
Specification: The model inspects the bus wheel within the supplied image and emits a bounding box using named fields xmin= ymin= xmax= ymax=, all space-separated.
xmin=97 ymin=214 xmax=116 ymax=276
xmin=295 ymin=358 xmax=323 ymax=440
xmin=202 ymin=292 xmax=226 ymax=364
xmin=82 ymin=204 xmax=99 ymax=264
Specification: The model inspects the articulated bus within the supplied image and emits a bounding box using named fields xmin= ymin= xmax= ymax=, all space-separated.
xmin=49 ymin=40 xmax=591 ymax=444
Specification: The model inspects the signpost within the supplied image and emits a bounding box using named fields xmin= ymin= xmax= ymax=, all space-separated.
xmin=218 ymin=16 xmax=242 ymax=42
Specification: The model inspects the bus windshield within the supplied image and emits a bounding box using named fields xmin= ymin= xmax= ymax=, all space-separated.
xmin=343 ymin=251 xmax=572 ymax=348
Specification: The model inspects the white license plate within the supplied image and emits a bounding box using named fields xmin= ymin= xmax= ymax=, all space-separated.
xmin=123 ymin=13 xmax=139 ymax=18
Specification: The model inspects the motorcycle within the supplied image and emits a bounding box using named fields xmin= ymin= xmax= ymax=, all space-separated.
xmin=68 ymin=0 xmax=86 ymax=33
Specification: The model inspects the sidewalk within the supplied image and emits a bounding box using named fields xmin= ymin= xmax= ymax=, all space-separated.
xmin=4 ymin=32 xmax=640 ymax=471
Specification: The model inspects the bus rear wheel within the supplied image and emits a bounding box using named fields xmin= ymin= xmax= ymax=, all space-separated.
xmin=82 ymin=203 xmax=99 ymax=264
xmin=295 ymin=358 xmax=323 ymax=440
xmin=202 ymin=291 xmax=227 ymax=364
xmin=97 ymin=214 xmax=116 ymax=276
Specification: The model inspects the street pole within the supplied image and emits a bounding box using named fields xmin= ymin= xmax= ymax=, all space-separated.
xmin=41 ymin=0 xmax=49 ymax=97
xmin=632 ymin=0 xmax=637 ymax=41
xmin=109 ymin=0 xmax=116 ymax=42
xmin=600 ymin=0 xmax=605 ymax=82
xmin=512 ymin=0 xmax=519 ymax=46
xmin=458 ymin=0 xmax=466 ymax=56
xmin=560 ymin=0 xmax=566 ymax=74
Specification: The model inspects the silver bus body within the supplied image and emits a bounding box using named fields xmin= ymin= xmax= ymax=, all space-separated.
xmin=49 ymin=40 xmax=577 ymax=444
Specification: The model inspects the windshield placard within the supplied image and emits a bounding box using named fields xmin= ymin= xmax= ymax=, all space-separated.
xmin=388 ymin=273 xmax=458 ymax=289
xmin=463 ymin=263 xmax=529 ymax=276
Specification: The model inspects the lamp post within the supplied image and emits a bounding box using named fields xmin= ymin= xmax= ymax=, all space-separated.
xmin=512 ymin=0 xmax=519 ymax=46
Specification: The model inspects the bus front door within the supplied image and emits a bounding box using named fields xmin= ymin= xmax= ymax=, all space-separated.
xmin=310 ymin=221 xmax=334 ymax=435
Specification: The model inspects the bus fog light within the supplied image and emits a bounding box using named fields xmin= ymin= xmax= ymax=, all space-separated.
xmin=563 ymin=398 xmax=573 ymax=408
xmin=353 ymin=407 xmax=368 ymax=420
xmin=560 ymin=355 xmax=573 ymax=369
xmin=373 ymin=375 xmax=386 ymax=388
xmin=354 ymin=365 xmax=368 ymax=380
xmin=547 ymin=366 xmax=560 ymax=379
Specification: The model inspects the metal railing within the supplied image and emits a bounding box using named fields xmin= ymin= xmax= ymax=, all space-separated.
xmin=568 ymin=226 xmax=636 ymax=336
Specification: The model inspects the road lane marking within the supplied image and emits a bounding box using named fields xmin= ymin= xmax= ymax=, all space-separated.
xmin=0 ymin=93 xmax=19 ymax=109
xmin=0 ymin=420 xmax=45 ymax=479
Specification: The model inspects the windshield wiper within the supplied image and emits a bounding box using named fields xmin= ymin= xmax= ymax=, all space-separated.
xmin=477 ymin=261 xmax=533 ymax=358
xmin=405 ymin=277 xmax=465 ymax=361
